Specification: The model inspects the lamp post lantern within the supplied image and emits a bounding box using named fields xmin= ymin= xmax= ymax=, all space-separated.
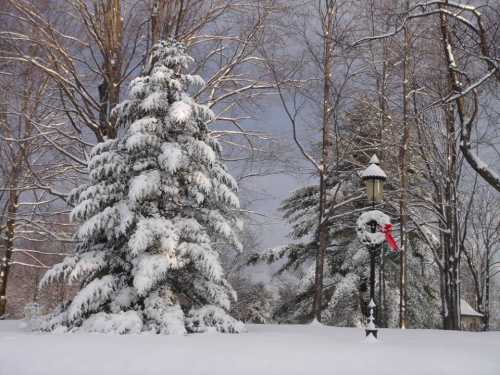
xmin=360 ymin=155 xmax=387 ymax=340
xmin=361 ymin=154 xmax=387 ymax=207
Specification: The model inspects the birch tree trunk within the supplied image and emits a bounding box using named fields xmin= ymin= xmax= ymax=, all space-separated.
xmin=438 ymin=2 xmax=461 ymax=330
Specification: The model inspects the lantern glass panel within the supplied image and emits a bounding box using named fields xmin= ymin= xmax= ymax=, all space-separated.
xmin=364 ymin=179 xmax=384 ymax=203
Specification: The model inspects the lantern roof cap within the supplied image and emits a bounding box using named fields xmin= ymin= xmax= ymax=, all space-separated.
xmin=361 ymin=157 xmax=387 ymax=180
xmin=369 ymin=154 xmax=380 ymax=165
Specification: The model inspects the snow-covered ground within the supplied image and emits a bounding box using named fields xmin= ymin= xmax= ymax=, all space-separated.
xmin=0 ymin=320 xmax=499 ymax=375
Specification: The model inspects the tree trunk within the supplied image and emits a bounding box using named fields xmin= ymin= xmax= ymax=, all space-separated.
xmin=312 ymin=1 xmax=335 ymax=322
xmin=378 ymin=245 xmax=385 ymax=327
xmin=483 ymin=246 xmax=491 ymax=330
xmin=398 ymin=0 xmax=411 ymax=329
xmin=439 ymin=2 xmax=461 ymax=330
xmin=96 ymin=0 xmax=123 ymax=139
xmin=0 ymin=186 xmax=18 ymax=318
xmin=151 ymin=0 xmax=167 ymax=44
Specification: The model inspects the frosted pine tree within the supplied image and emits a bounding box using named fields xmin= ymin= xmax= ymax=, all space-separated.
xmin=41 ymin=40 xmax=244 ymax=334
xmin=249 ymin=161 xmax=438 ymax=327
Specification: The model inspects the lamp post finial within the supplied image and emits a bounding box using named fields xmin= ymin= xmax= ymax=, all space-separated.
xmin=369 ymin=154 xmax=380 ymax=165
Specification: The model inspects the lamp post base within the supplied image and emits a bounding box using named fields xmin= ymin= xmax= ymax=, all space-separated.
xmin=365 ymin=298 xmax=378 ymax=340
xmin=365 ymin=328 xmax=378 ymax=339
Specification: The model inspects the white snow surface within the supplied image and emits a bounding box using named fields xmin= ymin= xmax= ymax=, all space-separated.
xmin=1 ymin=321 xmax=499 ymax=375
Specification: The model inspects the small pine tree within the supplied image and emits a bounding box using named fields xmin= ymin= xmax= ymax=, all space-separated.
xmin=250 ymin=163 xmax=438 ymax=327
xmin=249 ymin=168 xmax=371 ymax=326
xmin=41 ymin=40 xmax=244 ymax=334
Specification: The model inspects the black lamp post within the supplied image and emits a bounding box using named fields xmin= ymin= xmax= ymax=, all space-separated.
xmin=361 ymin=155 xmax=387 ymax=339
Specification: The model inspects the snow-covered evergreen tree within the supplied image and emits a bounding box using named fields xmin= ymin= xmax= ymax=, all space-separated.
xmin=40 ymin=40 xmax=244 ymax=334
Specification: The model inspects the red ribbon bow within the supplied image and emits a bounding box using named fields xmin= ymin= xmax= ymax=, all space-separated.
xmin=380 ymin=224 xmax=399 ymax=252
